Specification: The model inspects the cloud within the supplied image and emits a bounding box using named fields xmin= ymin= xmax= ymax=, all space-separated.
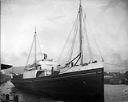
xmin=1 ymin=0 xmax=128 ymax=72
xmin=101 ymin=0 xmax=128 ymax=11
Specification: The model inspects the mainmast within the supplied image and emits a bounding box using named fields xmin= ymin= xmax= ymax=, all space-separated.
xmin=34 ymin=27 xmax=37 ymax=68
xmin=79 ymin=0 xmax=83 ymax=65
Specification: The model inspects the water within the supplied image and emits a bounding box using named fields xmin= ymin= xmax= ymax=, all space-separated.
xmin=0 ymin=81 xmax=128 ymax=102
xmin=104 ymin=85 xmax=128 ymax=102
xmin=0 ymin=81 xmax=63 ymax=102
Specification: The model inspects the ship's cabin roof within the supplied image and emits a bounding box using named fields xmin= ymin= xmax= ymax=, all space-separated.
xmin=23 ymin=59 xmax=60 ymax=79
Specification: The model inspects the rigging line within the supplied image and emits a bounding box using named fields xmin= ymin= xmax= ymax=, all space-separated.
xmin=104 ymin=62 xmax=128 ymax=68
xmin=93 ymin=36 xmax=104 ymax=62
xmin=61 ymin=13 xmax=79 ymax=60
xmin=57 ymin=26 xmax=74 ymax=62
xmin=74 ymin=54 xmax=81 ymax=65
xmin=24 ymin=36 xmax=35 ymax=70
xmin=82 ymin=10 xmax=104 ymax=62
xmin=67 ymin=53 xmax=81 ymax=65
xmin=83 ymin=10 xmax=104 ymax=62
xmin=57 ymin=13 xmax=79 ymax=62
xmin=67 ymin=13 xmax=79 ymax=62
xmin=61 ymin=54 xmax=81 ymax=73
xmin=82 ymin=11 xmax=93 ymax=60
xmin=36 ymin=34 xmax=44 ymax=56
xmin=82 ymin=9 xmax=104 ymax=62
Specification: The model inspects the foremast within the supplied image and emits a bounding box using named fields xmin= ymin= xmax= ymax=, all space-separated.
xmin=24 ymin=27 xmax=38 ymax=70
xmin=34 ymin=27 xmax=37 ymax=68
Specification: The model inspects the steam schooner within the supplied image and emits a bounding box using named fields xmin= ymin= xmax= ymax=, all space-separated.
xmin=11 ymin=1 xmax=104 ymax=101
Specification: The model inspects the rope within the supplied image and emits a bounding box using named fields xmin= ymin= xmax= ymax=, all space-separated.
xmin=94 ymin=37 xmax=104 ymax=62
xmin=36 ymin=34 xmax=44 ymax=56
xmin=24 ymin=31 xmax=44 ymax=70
xmin=82 ymin=10 xmax=104 ymax=62
xmin=82 ymin=11 xmax=93 ymax=61
xmin=67 ymin=13 xmax=79 ymax=62
xmin=57 ymin=13 xmax=79 ymax=62
xmin=24 ymin=36 xmax=35 ymax=70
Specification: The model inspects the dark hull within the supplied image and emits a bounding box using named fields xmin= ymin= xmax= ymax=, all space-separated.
xmin=11 ymin=68 xmax=104 ymax=101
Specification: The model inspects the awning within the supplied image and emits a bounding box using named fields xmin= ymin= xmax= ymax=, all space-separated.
xmin=1 ymin=64 xmax=12 ymax=70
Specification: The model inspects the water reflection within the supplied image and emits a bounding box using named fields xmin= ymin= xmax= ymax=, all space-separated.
xmin=11 ymin=88 xmax=61 ymax=102
xmin=0 ymin=81 xmax=63 ymax=102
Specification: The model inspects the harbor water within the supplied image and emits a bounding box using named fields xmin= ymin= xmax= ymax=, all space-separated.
xmin=0 ymin=81 xmax=128 ymax=102
xmin=104 ymin=84 xmax=128 ymax=102
xmin=0 ymin=81 xmax=63 ymax=102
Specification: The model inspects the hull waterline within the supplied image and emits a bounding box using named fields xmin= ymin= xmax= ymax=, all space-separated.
xmin=11 ymin=68 xmax=104 ymax=101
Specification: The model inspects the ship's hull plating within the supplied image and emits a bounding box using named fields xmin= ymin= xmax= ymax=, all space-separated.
xmin=11 ymin=68 xmax=104 ymax=101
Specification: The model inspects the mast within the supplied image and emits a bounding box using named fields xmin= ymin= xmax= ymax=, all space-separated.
xmin=79 ymin=0 xmax=83 ymax=65
xmin=34 ymin=27 xmax=37 ymax=68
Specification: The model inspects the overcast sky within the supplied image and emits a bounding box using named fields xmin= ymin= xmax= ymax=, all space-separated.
xmin=1 ymin=0 xmax=128 ymax=72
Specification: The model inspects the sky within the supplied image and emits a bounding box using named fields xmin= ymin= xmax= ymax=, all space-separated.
xmin=1 ymin=0 xmax=128 ymax=72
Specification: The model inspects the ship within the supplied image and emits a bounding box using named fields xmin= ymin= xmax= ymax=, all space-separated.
xmin=11 ymin=1 xmax=104 ymax=101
